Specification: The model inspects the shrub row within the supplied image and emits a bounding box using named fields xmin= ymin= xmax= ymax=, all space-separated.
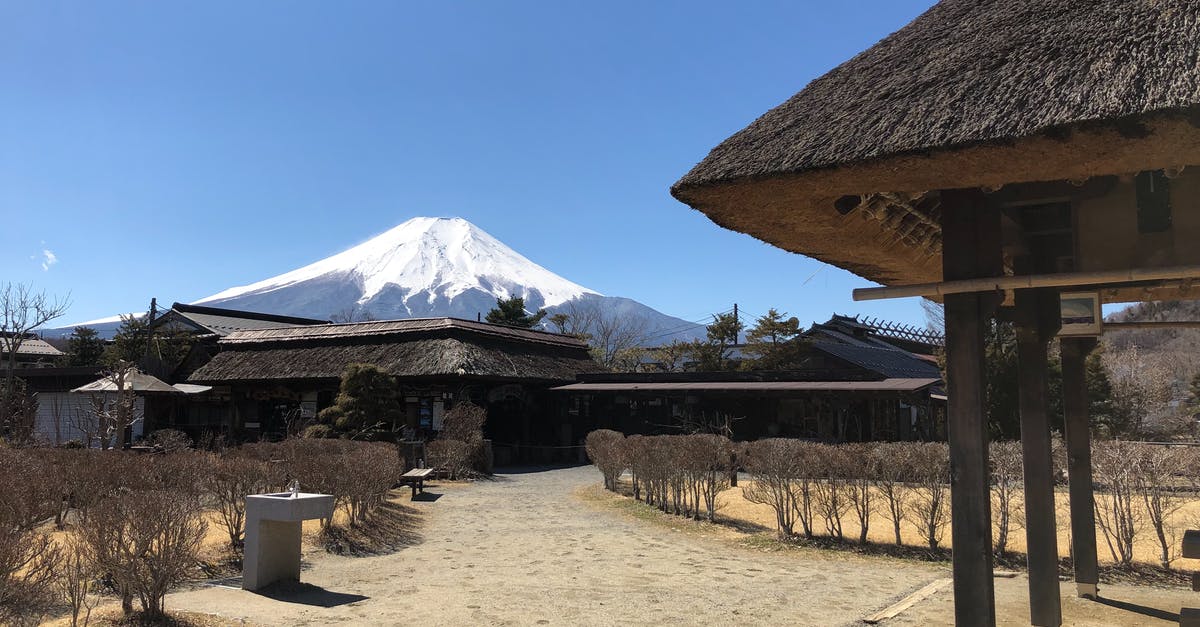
xmin=0 ymin=438 xmax=404 ymax=624
xmin=587 ymin=431 xmax=1200 ymax=569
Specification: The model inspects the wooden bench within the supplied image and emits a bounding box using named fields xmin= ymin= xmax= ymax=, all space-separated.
xmin=398 ymin=468 xmax=434 ymax=499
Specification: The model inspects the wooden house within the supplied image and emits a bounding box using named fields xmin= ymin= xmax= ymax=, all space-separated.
xmin=187 ymin=317 xmax=602 ymax=461
xmin=555 ymin=315 xmax=944 ymax=442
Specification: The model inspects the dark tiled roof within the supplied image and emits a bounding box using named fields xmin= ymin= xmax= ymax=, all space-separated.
xmin=811 ymin=342 xmax=940 ymax=380
xmin=162 ymin=302 xmax=330 ymax=337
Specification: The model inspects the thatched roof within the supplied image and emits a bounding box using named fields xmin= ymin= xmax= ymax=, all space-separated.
xmin=188 ymin=318 xmax=601 ymax=384
xmin=672 ymin=0 xmax=1200 ymax=285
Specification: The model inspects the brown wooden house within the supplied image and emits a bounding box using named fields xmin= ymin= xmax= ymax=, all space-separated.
xmin=555 ymin=315 xmax=945 ymax=442
xmin=187 ymin=317 xmax=602 ymax=461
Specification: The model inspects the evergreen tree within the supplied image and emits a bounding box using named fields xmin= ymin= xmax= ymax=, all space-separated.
xmin=485 ymin=297 xmax=547 ymax=328
xmin=1086 ymin=344 xmax=1116 ymax=433
xmin=316 ymin=363 xmax=404 ymax=438
xmin=105 ymin=314 xmax=151 ymax=365
xmin=104 ymin=314 xmax=194 ymax=373
xmin=688 ymin=312 xmax=744 ymax=371
xmin=743 ymin=308 xmax=808 ymax=370
xmin=64 ymin=326 xmax=105 ymax=367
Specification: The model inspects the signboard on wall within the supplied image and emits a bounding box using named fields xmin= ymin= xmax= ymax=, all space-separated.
xmin=1059 ymin=292 xmax=1103 ymax=336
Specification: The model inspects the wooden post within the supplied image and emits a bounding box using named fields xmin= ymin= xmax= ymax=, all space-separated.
xmin=1061 ymin=337 xmax=1099 ymax=598
xmin=942 ymin=189 xmax=999 ymax=627
xmin=1015 ymin=287 xmax=1063 ymax=627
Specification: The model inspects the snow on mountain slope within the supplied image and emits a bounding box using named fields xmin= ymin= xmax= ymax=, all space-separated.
xmin=196 ymin=217 xmax=599 ymax=315
xmin=51 ymin=217 xmax=705 ymax=343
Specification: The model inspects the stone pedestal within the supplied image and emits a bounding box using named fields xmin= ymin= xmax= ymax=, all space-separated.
xmin=242 ymin=492 xmax=335 ymax=591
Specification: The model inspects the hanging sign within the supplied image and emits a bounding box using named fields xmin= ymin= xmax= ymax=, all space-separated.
xmin=1059 ymin=292 xmax=1103 ymax=336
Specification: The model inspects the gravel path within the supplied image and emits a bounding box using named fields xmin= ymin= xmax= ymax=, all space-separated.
xmin=169 ymin=466 xmax=945 ymax=625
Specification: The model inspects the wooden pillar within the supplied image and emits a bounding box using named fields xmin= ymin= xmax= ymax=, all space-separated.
xmin=941 ymin=188 xmax=1000 ymax=627
xmin=1015 ymin=288 xmax=1063 ymax=627
xmin=1061 ymin=337 xmax=1099 ymax=598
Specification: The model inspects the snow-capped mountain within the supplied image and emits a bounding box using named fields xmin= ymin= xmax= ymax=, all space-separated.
xmin=59 ymin=218 xmax=703 ymax=343
xmin=196 ymin=217 xmax=600 ymax=319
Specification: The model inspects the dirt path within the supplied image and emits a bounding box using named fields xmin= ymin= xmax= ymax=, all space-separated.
xmin=168 ymin=466 xmax=947 ymax=625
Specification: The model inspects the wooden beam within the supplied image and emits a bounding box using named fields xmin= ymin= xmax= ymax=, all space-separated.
xmin=1061 ymin=337 xmax=1099 ymax=598
xmin=942 ymin=188 xmax=998 ymax=627
xmin=853 ymin=264 xmax=1200 ymax=301
xmin=863 ymin=577 xmax=953 ymax=624
xmin=1015 ymin=287 xmax=1063 ymax=626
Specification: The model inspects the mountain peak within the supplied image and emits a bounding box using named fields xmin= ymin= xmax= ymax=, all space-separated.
xmin=194 ymin=217 xmax=600 ymax=316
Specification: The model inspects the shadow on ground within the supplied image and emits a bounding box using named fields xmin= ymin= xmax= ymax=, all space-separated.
xmin=322 ymin=499 xmax=424 ymax=556
xmin=253 ymin=581 xmax=368 ymax=607
xmin=1094 ymin=595 xmax=1180 ymax=622
xmin=493 ymin=463 xmax=587 ymax=476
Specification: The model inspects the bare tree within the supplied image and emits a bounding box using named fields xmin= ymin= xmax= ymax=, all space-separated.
xmin=550 ymin=300 xmax=650 ymax=370
xmin=1104 ymin=344 xmax=1173 ymax=437
xmin=54 ymin=536 xmax=101 ymax=627
xmin=872 ymin=442 xmax=912 ymax=545
xmin=69 ymin=364 xmax=143 ymax=450
xmin=741 ymin=438 xmax=807 ymax=539
xmin=203 ymin=454 xmax=272 ymax=551
xmin=1093 ymin=440 xmax=1141 ymax=567
xmin=329 ymin=306 xmax=377 ymax=324
xmin=1136 ymin=444 xmax=1190 ymax=570
xmin=844 ymin=443 xmax=876 ymax=544
xmin=1 ymin=282 xmax=70 ymax=392
xmin=81 ymin=489 xmax=206 ymax=618
xmin=907 ymin=442 xmax=950 ymax=550
xmin=811 ymin=444 xmax=850 ymax=540
xmin=990 ymin=440 xmax=1023 ymax=555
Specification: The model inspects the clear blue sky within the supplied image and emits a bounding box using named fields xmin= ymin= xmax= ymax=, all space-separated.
xmin=2 ymin=1 xmax=940 ymax=330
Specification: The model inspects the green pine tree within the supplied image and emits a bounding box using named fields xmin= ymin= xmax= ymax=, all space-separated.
xmin=688 ymin=312 xmax=744 ymax=371
xmin=743 ymin=308 xmax=807 ymax=370
xmin=485 ymin=297 xmax=547 ymax=328
xmin=64 ymin=326 xmax=106 ymax=367
xmin=316 ymin=363 xmax=404 ymax=438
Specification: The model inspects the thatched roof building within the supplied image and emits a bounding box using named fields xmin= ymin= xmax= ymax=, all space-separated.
xmin=672 ymin=0 xmax=1200 ymax=287
xmin=188 ymin=318 xmax=601 ymax=385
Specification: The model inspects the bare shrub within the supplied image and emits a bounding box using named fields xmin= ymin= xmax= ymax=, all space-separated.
xmin=146 ymin=428 xmax=193 ymax=453
xmin=1135 ymin=444 xmax=1190 ymax=569
xmin=907 ymin=442 xmax=950 ymax=550
xmin=80 ymin=488 xmax=207 ymax=618
xmin=990 ymin=440 xmax=1023 ymax=555
xmin=54 ymin=536 xmax=100 ymax=627
xmin=436 ymin=402 xmax=488 ymax=477
xmin=0 ymin=527 xmax=60 ymax=625
xmin=623 ymin=435 xmax=647 ymax=501
xmin=1093 ymin=440 xmax=1141 ymax=567
xmin=427 ymin=439 xmax=474 ymax=481
xmin=872 ymin=442 xmax=912 ymax=545
xmin=811 ymin=443 xmax=850 ymax=540
xmin=843 ymin=443 xmax=876 ymax=544
xmin=741 ymin=438 xmax=807 ymax=538
xmin=343 ymin=442 xmax=401 ymax=525
xmin=204 ymin=453 xmax=273 ymax=550
xmin=585 ymin=429 xmax=626 ymax=491
xmin=0 ymin=449 xmax=61 ymax=625
xmin=278 ymin=439 xmax=399 ymax=528
xmin=688 ymin=434 xmax=733 ymax=521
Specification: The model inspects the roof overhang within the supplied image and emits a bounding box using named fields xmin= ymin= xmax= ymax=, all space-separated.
xmin=551 ymin=378 xmax=939 ymax=393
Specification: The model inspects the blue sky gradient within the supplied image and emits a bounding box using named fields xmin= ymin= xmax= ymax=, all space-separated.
xmin=3 ymin=1 xmax=941 ymax=329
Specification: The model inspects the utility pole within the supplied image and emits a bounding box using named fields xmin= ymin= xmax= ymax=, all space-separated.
xmin=732 ymin=303 xmax=739 ymax=344
xmin=144 ymin=298 xmax=158 ymax=360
